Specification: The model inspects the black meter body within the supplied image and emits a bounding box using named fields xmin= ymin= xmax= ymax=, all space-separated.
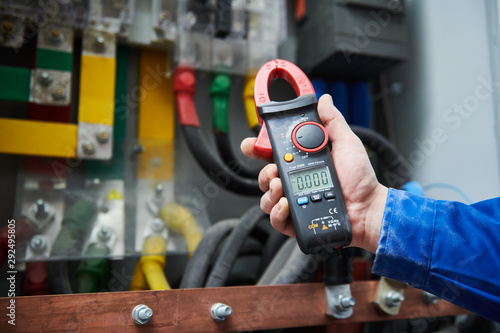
xmin=257 ymin=94 xmax=352 ymax=254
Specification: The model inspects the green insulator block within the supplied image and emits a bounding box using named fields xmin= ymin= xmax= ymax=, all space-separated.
xmin=0 ymin=65 xmax=31 ymax=102
xmin=35 ymin=49 xmax=73 ymax=72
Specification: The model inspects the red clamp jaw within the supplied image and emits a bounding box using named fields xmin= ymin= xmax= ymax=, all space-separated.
xmin=253 ymin=59 xmax=315 ymax=159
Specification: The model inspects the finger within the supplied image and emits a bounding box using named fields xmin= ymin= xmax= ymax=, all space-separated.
xmin=258 ymin=163 xmax=279 ymax=192
xmin=317 ymin=94 xmax=358 ymax=146
xmin=260 ymin=177 xmax=283 ymax=213
xmin=241 ymin=137 xmax=273 ymax=163
xmin=270 ymin=197 xmax=295 ymax=238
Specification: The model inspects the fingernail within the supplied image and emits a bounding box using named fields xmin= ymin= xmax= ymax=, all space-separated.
xmin=325 ymin=94 xmax=334 ymax=105
xmin=266 ymin=166 xmax=273 ymax=181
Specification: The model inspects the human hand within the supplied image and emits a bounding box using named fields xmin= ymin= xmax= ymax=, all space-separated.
xmin=241 ymin=94 xmax=388 ymax=253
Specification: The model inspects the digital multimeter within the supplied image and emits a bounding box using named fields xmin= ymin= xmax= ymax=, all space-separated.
xmin=253 ymin=60 xmax=352 ymax=254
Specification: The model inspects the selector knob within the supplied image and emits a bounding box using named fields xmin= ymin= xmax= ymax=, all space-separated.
xmin=292 ymin=121 xmax=329 ymax=152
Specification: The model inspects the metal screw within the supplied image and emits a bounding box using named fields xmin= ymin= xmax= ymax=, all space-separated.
xmin=422 ymin=291 xmax=439 ymax=305
xmin=210 ymin=303 xmax=232 ymax=322
xmin=155 ymin=183 xmax=164 ymax=197
xmin=132 ymin=305 xmax=153 ymax=325
xmin=96 ymin=131 xmax=109 ymax=144
xmin=1 ymin=20 xmax=15 ymax=35
xmin=48 ymin=28 xmax=63 ymax=44
xmin=97 ymin=227 xmax=112 ymax=242
xmin=51 ymin=86 xmax=66 ymax=100
xmin=151 ymin=218 xmax=164 ymax=233
xmin=132 ymin=144 xmax=144 ymax=154
xmin=33 ymin=199 xmax=49 ymax=219
xmin=82 ymin=142 xmax=96 ymax=155
xmin=93 ymin=35 xmax=106 ymax=52
xmin=335 ymin=295 xmax=356 ymax=313
xmin=385 ymin=291 xmax=405 ymax=308
xmin=38 ymin=71 xmax=53 ymax=86
xmin=30 ymin=235 xmax=47 ymax=252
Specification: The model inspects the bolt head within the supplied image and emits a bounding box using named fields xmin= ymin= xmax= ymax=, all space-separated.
xmin=51 ymin=86 xmax=67 ymax=100
xmin=48 ymin=28 xmax=63 ymax=44
xmin=97 ymin=227 xmax=112 ymax=241
xmin=155 ymin=183 xmax=164 ymax=196
xmin=1 ymin=20 xmax=15 ymax=34
xmin=132 ymin=305 xmax=153 ymax=325
xmin=211 ymin=303 xmax=232 ymax=322
xmin=132 ymin=144 xmax=144 ymax=154
xmin=96 ymin=131 xmax=109 ymax=144
xmin=82 ymin=142 xmax=96 ymax=155
xmin=151 ymin=218 xmax=164 ymax=233
xmin=138 ymin=308 xmax=152 ymax=320
xmin=30 ymin=235 xmax=47 ymax=251
xmin=33 ymin=199 xmax=49 ymax=219
xmin=93 ymin=35 xmax=106 ymax=52
xmin=422 ymin=291 xmax=439 ymax=305
xmin=38 ymin=71 xmax=53 ymax=86
xmin=385 ymin=291 xmax=405 ymax=307
xmin=339 ymin=296 xmax=356 ymax=309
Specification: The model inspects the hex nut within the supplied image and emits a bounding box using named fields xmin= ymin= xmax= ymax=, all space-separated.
xmin=211 ymin=303 xmax=232 ymax=322
xmin=132 ymin=305 xmax=153 ymax=325
xmin=82 ymin=142 xmax=96 ymax=155
xmin=96 ymin=131 xmax=109 ymax=144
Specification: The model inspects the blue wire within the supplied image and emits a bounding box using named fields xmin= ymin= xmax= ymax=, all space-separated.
xmin=422 ymin=183 xmax=474 ymax=204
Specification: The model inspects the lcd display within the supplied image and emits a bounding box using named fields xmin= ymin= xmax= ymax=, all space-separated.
xmin=289 ymin=165 xmax=333 ymax=195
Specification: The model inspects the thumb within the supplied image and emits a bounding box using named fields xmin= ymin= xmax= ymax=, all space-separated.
xmin=317 ymin=94 xmax=357 ymax=147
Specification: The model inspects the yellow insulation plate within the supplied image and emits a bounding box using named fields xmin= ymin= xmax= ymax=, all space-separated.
xmin=0 ymin=118 xmax=77 ymax=157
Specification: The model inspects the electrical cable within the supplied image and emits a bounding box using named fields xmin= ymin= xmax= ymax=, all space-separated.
xmin=204 ymin=205 xmax=267 ymax=287
xmin=180 ymin=219 xmax=239 ymax=289
xmin=76 ymin=243 xmax=110 ymax=293
xmin=258 ymin=229 xmax=289 ymax=275
xmin=140 ymin=235 xmax=171 ymax=290
xmin=211 ymin=73 xmax=261 ymax=178
xmin=174 ymin=66 xmax=261 ymax=196
xmin=242 ymin=75 xmax=262 ymax=136
xmin=181 ymin=126 xmax=262 ymax=195
xmin=422 ymin=182 xmax=474 ymax=204
xmin=48 ymin=261 xmax=73 ymax=294
xmin=351 ymin=125 xmax=411 ymax=189
xmin=257 ymin=237 xmax=296 ymax=285
xmin=269 ymin=239 xmax=317 ymax=285
xmin=159 ymin=202 xmax=202 ymax=256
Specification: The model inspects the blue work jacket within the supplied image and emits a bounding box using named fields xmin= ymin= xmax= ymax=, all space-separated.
xmin=372 ymin=188 xmax=500 ymax=322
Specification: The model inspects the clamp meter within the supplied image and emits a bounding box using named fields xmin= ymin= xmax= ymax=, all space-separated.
xmin=253 ymin=59 xmax=352 ymax=254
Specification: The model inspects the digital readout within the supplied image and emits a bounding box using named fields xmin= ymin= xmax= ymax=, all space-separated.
xmin=289 ymin=165 xmax=333 ymax=195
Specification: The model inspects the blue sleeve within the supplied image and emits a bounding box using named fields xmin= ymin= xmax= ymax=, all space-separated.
xmin=372 ymin=188 xmax=500 ymax=322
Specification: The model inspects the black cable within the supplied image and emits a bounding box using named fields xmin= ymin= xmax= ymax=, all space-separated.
xmin=180 ymin=219 xmax=239 ymax=289
xmin=205 ymin=205 xmax=267 ymax=287
xmin=48 ymin=261 xmax=73 ymax=294
xmin=182 ymin=126 xmax=261 ymax=196
xmin=351 ymin=126 xmax=411 ymax=189
xmin=258 ymin=229 xmax=289 ymax=275
xmin=257 ymin=237 xmax=296 ymax=285
xmin=323 ymin=247 xmax=354 ymax=286
xmin=269 ymin=239 xmax=318 ymax=285
xmin=214 ymin=132 xmax=261 ymax=178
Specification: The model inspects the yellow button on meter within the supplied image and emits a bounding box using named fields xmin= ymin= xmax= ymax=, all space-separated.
xmin=284 ymin=153 xmax=294 ymax=162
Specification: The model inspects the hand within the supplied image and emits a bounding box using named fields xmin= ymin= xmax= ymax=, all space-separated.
xmin=241 ymin=94 xmax=388 ymax=253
